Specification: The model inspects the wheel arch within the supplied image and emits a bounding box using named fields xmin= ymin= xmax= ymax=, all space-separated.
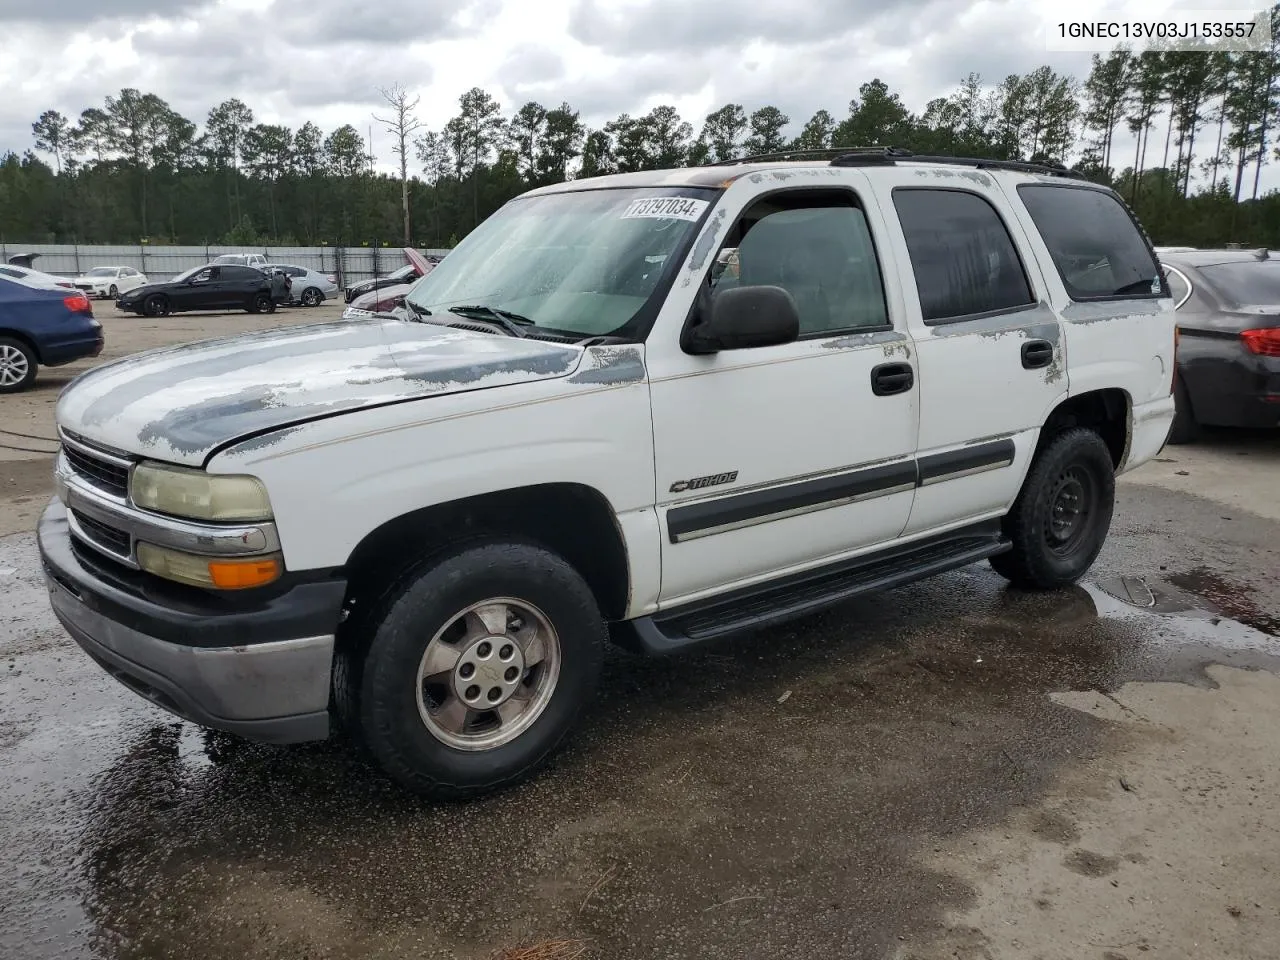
xmin=340 ymin=482 xmax=632 ymax=629
xmin=1038 ymin=388 xmax=1131 ymax=469
xmin=0 ymin=328 xmax=43 ymax=364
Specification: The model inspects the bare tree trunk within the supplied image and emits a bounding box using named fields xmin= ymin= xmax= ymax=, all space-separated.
xmin=1210 ymin=110 xmax=1226 ymax=190
xmin=1252 ymin=97 xmax=1271 ymax=201
xmin=1183 ymin=115 xmax=1198 ymax=196
xmin=1161 ymin=107 xmax=1174 ymax=194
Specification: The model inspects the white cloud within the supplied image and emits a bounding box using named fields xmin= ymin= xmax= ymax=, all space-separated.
xmin=0 ymin=0 xmax=1274 ymax=195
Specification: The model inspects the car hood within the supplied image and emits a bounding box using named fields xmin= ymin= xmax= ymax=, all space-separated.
xmin=352 ymin=282 xmax=413 ymax=310
xmin=75 ymin=275 xmax=112 ymax=285
xmin=56 ymin=319 xmax=584 ymax=467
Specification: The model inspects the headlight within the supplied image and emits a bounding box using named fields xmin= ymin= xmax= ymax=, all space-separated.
xmin=342 ymin=306 xmax=375 ymax=320
xmin=137 ymin=543 xmax=283 ymax=589
xmin=131 ymin=462 xmax=273 ymax=521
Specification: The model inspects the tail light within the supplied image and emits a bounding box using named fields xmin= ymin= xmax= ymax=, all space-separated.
xmin=327 ymin=274 xmax=337 ymax=284
xmin=63 ymin=293 xmax=92 ymax=313
xmin=1240 ymin=328 xmax=1280 ymax=357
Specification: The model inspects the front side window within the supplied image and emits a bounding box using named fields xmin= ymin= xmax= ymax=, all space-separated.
xmin=405 ymin=186 xmax=717 ymax=340
xmin=708 ymin=190 xmax=889 ymax=335
xmin=894 ymin=188 xmax=1035 ymax=323
xmin=1018 ymin=185 xmax=1164 ymax=301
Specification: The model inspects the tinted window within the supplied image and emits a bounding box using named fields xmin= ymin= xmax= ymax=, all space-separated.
xmin=224 ymin=266 xmax=261 ymax=281
xmin=711 ymin=193 xmax=889 ymax=335
xmin=893 ymin=189 xmax=1034 ymax=322
xmin=1018 ymin=185 xmax=1163 ymax=300
xmin=1199 ymin=261 xmax=1280 ymax=307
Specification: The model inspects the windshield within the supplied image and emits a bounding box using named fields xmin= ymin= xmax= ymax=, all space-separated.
xmin=405 ymin=186 xmax=718 ymax=339
xmin=86 ymin=267 xmax=116 ymax=277
xmin=1200 ymin=261 xmax=1280 ymax=307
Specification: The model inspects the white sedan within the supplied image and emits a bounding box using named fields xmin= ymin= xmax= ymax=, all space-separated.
xmin=0 ymin=264 xmax=75 ymax=290
xmin=72 ymin=266 xmax=149 ymax=299
xmin=262 ymin=264 xmax=340 ymax=306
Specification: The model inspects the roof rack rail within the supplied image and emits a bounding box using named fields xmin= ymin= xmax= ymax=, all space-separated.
xmin=705 ymin=148 xmax=851 ymax=166
xmin=704 ymin=145 xmax=1086 ymax=179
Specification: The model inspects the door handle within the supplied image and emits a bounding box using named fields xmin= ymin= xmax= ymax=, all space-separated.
xmin=871 ymin=362 xmax=914 ymax=397
xmin=1021 ymin=340 xmax=1054 ymax=369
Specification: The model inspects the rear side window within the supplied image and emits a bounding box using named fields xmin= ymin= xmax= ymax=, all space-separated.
xmin=893 ymin=188 xmax=1035 ymax=323
xmin=1199 ymin=261 xmax=1280 ymax=308
xmin=1018 ymin=185 xmax=1164 ymax=301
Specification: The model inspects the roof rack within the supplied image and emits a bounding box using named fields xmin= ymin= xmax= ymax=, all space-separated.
xmin=706 ymin=145 xmax=1085 ymax=179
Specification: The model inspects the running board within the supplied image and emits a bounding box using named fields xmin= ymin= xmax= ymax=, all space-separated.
xmin=614 ymin=523 xmax=1011 ymax=656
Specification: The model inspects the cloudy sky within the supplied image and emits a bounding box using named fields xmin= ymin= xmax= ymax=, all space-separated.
xmin=0 ymin=0 xmax=1274 ymax=190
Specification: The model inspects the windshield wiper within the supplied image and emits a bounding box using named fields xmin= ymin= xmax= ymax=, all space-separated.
xmin=448 ymin=304 xmax=535 ymax=338
xmin=404 ymin=300 xmax=432 ymax=320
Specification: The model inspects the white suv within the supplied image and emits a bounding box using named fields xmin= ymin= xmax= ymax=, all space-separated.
xmin=40 ymin=150 xmax=1177 ymax=797
xmin=211 ymin=253 xmax=267 ymax=268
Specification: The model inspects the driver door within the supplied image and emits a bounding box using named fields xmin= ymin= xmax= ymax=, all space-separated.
xmin=176 ymin=266 xmax=218 ymax=309
xmin=646 ymin=180 xmax=920 ymax=606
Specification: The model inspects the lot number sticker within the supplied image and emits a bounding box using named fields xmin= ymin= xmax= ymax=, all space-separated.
xmin=620 ymin=197 xmax=710 ymax=222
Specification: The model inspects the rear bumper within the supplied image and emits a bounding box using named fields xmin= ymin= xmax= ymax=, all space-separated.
xmin=40 ymin=325 xmax=104 ymax=365
xmin=38 ymin=499 xmax=343 ymax=743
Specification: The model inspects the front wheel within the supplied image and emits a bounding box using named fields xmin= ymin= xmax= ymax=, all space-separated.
xmin=108 ymin=284 xmax=118 ymax=298
xmin=349 ymin=541 xmax=605 ymax=798
xmin=143 ymin=294 xmax=169 ymax=317
xmin=989 ymin=427 xmax=1115 ymax=590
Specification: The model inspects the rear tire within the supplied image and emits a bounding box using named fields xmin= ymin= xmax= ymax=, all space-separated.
xmin=351 ymin=540 xmax=605 ymax=799
xmin=989 ymin=427 xmax=1115 ymax=590
xmin=1166 ymin=373 xmax=1200 ymax=445
xmin=0 ymin=337 xmax=38 ymax=394
xmin=249 ymin=293 xmax=275 ymax=314
xmin=301 ymin=287 xmax=322 ymax=307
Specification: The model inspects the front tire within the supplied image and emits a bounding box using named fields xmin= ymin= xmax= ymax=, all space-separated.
xmin=143 ymin=294 xmax=169 ymax=317
xmin=351 ymin=541 xmax=605 ymax=798
xmin=989 ymin=427 xmax=1115 ymax=590
xmin=108 ymin=284 xmax=118 ymax=298
xmin=0 ymin=337 xmax=37 ymax=393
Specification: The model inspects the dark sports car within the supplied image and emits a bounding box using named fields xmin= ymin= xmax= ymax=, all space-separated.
xmin=117 ymin=263 xmax=277 ymax=317
xmin=1159 ymin=248 xmax=1280 ymax=442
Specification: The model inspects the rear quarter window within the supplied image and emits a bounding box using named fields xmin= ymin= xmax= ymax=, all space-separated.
xmin=1018 ymin=185 xmax=1165 ymax=301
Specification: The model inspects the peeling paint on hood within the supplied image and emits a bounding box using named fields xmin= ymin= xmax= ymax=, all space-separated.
xmin=55 ymin=319 xmax=582 ymax=466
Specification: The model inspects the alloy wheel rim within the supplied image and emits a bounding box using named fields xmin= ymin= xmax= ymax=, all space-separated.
xmin=0 ymin=344 xmax=30 ymax=385
xmin=415 ymin=597 xmax=562 ymax=751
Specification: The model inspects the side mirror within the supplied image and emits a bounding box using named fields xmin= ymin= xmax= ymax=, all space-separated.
xmin=684 ymin=284 xmax=800 ymax=354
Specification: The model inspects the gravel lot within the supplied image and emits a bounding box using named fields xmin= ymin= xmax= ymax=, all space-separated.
xmin=1 ymin=305 xmax=1278 ymax=960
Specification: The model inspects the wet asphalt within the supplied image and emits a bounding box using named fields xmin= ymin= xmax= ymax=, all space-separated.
xmin=2 ymin=474 xmax=1278 ymax=960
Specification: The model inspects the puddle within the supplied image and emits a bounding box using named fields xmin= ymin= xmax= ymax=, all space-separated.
xmin=3 ymin=531 xmax=1280 ymax=960
xmin=1165 ymin=568 xmax=1280 ymax=637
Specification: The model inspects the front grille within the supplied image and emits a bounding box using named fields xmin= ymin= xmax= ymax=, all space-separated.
xmin=75 ymin=283 xmax=94 ymax=291
xmin=71 ymin=509 xmax=131 ymax=557
xmin=63 ymin=443 xmax=130 ymax=499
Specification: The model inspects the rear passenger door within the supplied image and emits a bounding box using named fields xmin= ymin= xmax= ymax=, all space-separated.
xmin=868 ymin=172 xmax=1066 ymax=537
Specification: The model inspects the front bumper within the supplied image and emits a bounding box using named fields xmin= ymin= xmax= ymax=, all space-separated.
xmin=38 ymin=499 xmax=345 ymax=743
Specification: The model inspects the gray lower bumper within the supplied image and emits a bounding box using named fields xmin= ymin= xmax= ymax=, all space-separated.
xmin=47 ymin=571 xmax=334 ymax=744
